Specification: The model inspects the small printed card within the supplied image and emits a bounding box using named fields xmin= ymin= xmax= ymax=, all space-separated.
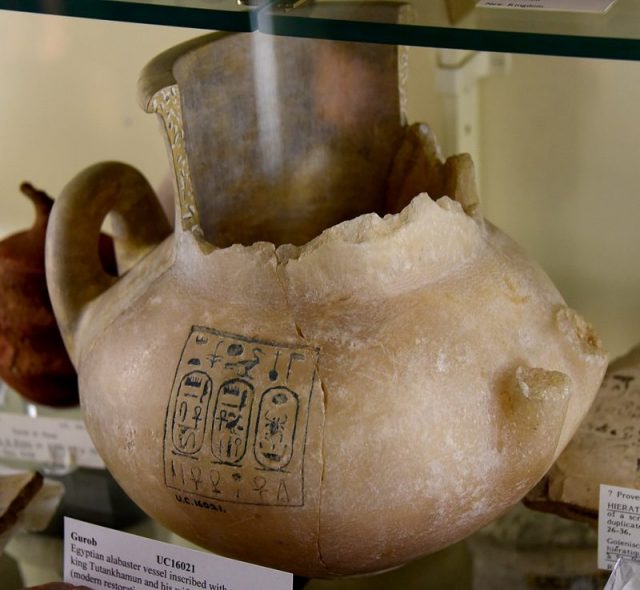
xmin=0 ymin=413 xmax=104 ymax=469
xmin=599 ymin=484 xmax=640 ymax=570
xmin=476 ymin=0 xmax=617 ymax=12
xmin=64 ymin=517 xmax=293 ymax=590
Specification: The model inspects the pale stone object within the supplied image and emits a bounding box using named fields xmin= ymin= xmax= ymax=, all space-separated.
xmin=45 ymin=33 xmax=607 ymax=577
xmin=526 ymin=344 xmax=640 ymax=523
xmin=0 ymin=467 xmax=65 ymax=556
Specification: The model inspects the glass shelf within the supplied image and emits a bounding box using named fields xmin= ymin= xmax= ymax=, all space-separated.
xmin=259 ymin=0 xmax=640 ymax=61
xmin=1 ymin=0 xmax=640 ymax=60
xmin=0 ymin=0 xmax=265 ymax=32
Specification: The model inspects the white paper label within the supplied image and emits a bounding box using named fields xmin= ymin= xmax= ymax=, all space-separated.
xmin=476 ymin=0 xmax=617 ymax=12
xmin=0 ymin=413 xmax=104 ymax=469
xmin=599 ymin=484 xmax=640 ymax=570
xmin=64 ymin=518 xmax=293 ymax=590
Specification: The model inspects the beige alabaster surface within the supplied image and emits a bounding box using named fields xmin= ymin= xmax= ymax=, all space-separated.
xmin=78 ymin=239 xmax=326 ymax=573
xmin=48 ymin=182 xmax=606 ymax=577
xmin=275 ymin=197 xmax=606 ymax=573
xmin=527 ymin=344 xmax=640 ymax=522
xmin=44 ymin=29 xmax=606 ymax=579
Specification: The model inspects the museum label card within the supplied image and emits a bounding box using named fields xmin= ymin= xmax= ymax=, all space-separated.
xmin=599 ymin=484 xmax=640 ymax=570
xmin=64 ymin=517 xmax=293 ymax=590
xmin=476 ymin=0 xmax=617 ymax=12
xmin=0 ymin=412 xmax=104 ymax=469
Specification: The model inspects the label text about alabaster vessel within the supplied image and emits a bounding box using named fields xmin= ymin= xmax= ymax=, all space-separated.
xmin=64 ymin=518 xmax=292 ymax=590
xmin=476 ymin=0 xmax=617 ymax=12
xmin=598 ymin=484 xmax=640 ymax=569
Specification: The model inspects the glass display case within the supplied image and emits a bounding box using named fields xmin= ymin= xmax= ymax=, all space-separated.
xmin=0 ymin=1 xmax=638 ymax=588
xmin=2 ymin=0 xmax=640 ymax=58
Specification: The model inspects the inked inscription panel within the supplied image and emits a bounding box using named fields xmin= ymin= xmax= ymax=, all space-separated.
xmin=164 ymin=326 xmax=318 ymax=507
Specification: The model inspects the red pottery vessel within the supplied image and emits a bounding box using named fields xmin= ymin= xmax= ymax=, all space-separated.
xmin=0 ymin=183 xmax=115 ymax=407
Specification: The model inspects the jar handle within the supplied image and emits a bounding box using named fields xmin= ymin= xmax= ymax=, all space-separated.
xmin=45 ymin=162 xmax=171 ymax=362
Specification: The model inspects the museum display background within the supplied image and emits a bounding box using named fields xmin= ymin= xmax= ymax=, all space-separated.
xmin=0 ymin=4 xmax=639 ymax=587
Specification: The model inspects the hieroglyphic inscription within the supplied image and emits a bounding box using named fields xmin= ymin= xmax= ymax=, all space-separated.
xmin=172 ymin=371 xmax=212 ymax=455
xmin=255 ymin=387 xmax=299 ymax=471
xmin=164 ymin=326 xmax=318 ymax=507
xmin=211 ymin=378 xmax=254 ymax=465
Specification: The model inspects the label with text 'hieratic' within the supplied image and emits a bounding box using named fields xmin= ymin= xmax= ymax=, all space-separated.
xmin=598 ymin=484 xmax=640 ymax=570
xmin=64 ymin=518 xmax=292 ymax=590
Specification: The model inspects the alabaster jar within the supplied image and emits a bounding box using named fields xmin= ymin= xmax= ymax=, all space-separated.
xmin=45 ymin=32 xmax=607 ymax=578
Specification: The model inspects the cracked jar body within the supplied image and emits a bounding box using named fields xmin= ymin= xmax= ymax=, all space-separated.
xmin=48 ymin=184 xmax=606 ymax=577
xmin=45 ymin=32 xmax=607 ymax=578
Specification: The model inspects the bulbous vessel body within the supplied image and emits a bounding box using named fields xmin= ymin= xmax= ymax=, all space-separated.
xmin=45 ymin=32 xmax=607 ymax=577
